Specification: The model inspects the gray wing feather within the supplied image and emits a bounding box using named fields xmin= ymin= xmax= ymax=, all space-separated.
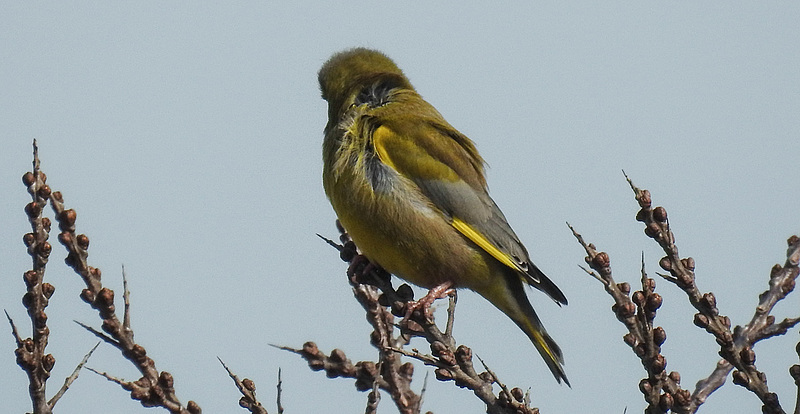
xmin=416 ymin=178 xmax=567 ymax=305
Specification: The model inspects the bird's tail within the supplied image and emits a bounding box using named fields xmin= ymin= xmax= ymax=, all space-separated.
xmin=519 ymin=311 xmax=569 ymax=386
xmin=482 ymin=271 xmax=569 ymax=386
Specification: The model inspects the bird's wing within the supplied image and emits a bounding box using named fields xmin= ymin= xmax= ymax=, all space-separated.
xmin=372 ymin=120 xmax=567 ymax=305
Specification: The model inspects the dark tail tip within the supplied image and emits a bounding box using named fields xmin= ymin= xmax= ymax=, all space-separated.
xmin=526 ymin=263 xmax=567 ymax=306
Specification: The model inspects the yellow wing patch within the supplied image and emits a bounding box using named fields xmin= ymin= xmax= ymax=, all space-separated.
xmin=372 ymin=124 xmax=465 ymax=183
xmin=372 ymin=125 xmax=398 ymax=171
xmin=451 ymin=218 xmax=520 ymax=272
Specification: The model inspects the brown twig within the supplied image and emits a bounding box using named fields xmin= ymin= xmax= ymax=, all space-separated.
xmin=285 ymin=223 xmax=540 ymax=414
xmin=25 ymin=146 xmax=200 ymax=413
xmin=625 ymin=173 xmax=798 ymax=414
xmin=791 ymin=342 xmax=800 ymax=414
xmin=5 ymin=309 xmax=24 ymax=348
xmin=276 ymin=368 xmax=284 ymax=414
xmin=49 ymin=342 xmax=100 ymax=407
xmin=85 ymin=366 xmax=129 ymax=387
xmin=272 ymin=342 xmax=391 ymax=397
xmin=419 ymin=370 xmax=429 ymax=412
xmin=74 ymin=320 xmax=119 ymax=347
xmin=16 ymin=139 xmax=57 ymax=414
xmin=312 ymin=231 xmax=422 ymax=414
xmin=569 ymin=223 xmax=690 ymax=413
xmin=477 ymin=355 xmax=540 ymax=414
xmin=219 ymin=358 xmax=268 ymax=414
xmin=86 ymin=362 xmax=206 ymax=413
xmin=122 ymin=265 xmax=131 ymax=330
xmin=13 ymin=141 xmax=106 ymax=414
xmin=367 ymin=368 xmax=381 ymax=414
xmin=571 ymin=172 xmax=799 ymax=414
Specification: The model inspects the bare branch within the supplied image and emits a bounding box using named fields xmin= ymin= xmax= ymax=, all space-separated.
xmin=74 ymin=320 xmax=121 ymax=348
xmin=570 ymin=223 xmax=690 ymax=413
xmin=33 ymin=146 xmax=200 ymax=413
xmin=283 ymin=222 xmax=542 ymax=414
xmin=122 ymin=265 xmax=131 ymax=330
xmin=572 ymin=174 xmax=799 ymax=414
xmin=86 ymin=366 xmax=128 ymax=386
xmin=219 ymin=357 xmax=268 ymax=414
xmin=366 ymin=369 xmax=381 ymax=414
xmin=49 ymin=342 xmax=100 ymax=407
xmin=626 ymin=175 xmax=795 ymax=414
xmin=5 ymin=310 xmax=23 ymax=347
xmin=17 ymin=139 xmax=57 ymax=414
xmin=791 ymin=341 xmax=800 ymax=414
xmin=276 ymin=368 xmax=284 ymax=414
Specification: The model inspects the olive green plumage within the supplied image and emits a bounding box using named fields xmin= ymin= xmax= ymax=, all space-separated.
xmin=319 ymin=48 xmax=569 ymax=385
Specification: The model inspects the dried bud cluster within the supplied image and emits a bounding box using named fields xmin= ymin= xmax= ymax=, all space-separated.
xmin=16 ymin=148 xmax=200 ymax=413
xmin=14 ymin=165 xmax=59 ymax=409
xmin=288 ymin=221 xmax=542 ymax=413
xmin=574 ymin=179 xmax=740 ymax=413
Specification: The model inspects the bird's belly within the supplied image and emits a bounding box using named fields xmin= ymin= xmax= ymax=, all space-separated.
xmin=332 ymin=185 xmax=493 ymax=290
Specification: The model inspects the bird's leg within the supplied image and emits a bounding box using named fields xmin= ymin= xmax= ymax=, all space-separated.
xmin=403 ymin=281 xmax=455 ymax=320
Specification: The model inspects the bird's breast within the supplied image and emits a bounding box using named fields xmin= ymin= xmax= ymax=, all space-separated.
xmin=325 ymin=154 xmax=494 ymax=290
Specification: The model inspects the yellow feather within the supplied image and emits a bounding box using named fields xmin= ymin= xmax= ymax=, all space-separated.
xmin=530 ymin=327 xmax=559 ymax=364
xmin=451 ymin=218 xmax=520 ymax=272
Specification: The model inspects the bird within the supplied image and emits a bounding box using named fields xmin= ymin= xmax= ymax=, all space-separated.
xmin=319 ymin=47 xmax=568 ymax=385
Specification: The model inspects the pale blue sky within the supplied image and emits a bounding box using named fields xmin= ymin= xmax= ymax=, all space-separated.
xmin=2 ymin=3 xmax=799 ymax=413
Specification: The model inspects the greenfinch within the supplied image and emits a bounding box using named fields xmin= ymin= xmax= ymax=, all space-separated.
xmin=319 ymin=48 xmax=568 ymax=385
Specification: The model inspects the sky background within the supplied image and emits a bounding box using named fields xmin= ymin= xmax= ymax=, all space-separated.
xmin=1 ymin=2 xmax=799 ymax=413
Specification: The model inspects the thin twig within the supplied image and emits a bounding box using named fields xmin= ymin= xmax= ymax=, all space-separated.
xmin=74 ymin=320 xmax=121 ymax=348
xmin=625 ymin=174 xmax=795 ymax=414
xmin=419 ymin=370 xmax=429 ymax=413
xmin=276 ymin=368 xmax=284 ymax=414
xmin=219 ymin=357 xmax=268 ymax=414
xmin=444 ymin=293 xmax=457 ymax=339
xmin=122 ymin=265 xmax=131 ymax=330
xmin=6 ymin=142 xmax=199 ymax=414
xmin=48 ymin=342 xmax=100 ymax=407
xmin=285 ymin=222 xmax=542 ymax=414
xmin=366 ymin=366 xmax=381 ymax=414
xmin=17 ymin=139 xmax=56 ymax=414
xmin=570 ymin=221 xmax=689 ymax=413
xmin=5 ymin=310 xmax=23 ymax=347
xmin=85 ymin=366 xmax=127 ymax=386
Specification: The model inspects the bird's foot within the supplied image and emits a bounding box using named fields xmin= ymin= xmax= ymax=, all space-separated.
xmin=403 ymin=281 xmax=455 ymax=320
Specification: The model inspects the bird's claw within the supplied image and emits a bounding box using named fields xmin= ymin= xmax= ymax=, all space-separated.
xmin=402 ymin=282 xmax=454 ymax=320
